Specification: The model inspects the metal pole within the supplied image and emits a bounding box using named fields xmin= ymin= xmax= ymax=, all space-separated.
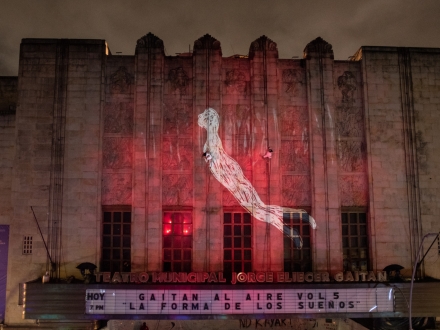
xmin=409 ymin=232 xmax=439 ymax=330
xmin=30 ymin=206 xmax=56 ymax=270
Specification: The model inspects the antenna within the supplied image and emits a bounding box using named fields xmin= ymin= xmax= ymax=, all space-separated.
xmin=31 ymin=207 xmax=56 ymax=271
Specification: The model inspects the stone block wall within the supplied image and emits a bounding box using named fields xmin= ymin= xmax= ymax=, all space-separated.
xmin=358 ymin=46 xmax=440 ymax=275
xmin=0 ymin=77 xmax=16 ymax=226
xmin=406 ymin=48 xmax=440 ymax=278
xmin=4 ymin=39 xmax=106 ymax=324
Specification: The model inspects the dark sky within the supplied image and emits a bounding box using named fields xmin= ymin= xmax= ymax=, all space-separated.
xmin=1 ymin=0 xmax=440 ymax=76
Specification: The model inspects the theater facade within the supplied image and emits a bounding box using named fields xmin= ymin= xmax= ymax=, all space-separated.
xmin=0 ymin=33 xmax=440 ymax=329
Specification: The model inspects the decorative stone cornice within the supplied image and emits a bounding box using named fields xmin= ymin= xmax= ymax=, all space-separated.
xmin=303 ymin=37 xmax=334 ymax=59
xmin=249 ymin=35 xmax=278 ymax=59
xmin=135 ymin=33 xmax=164 ymax=54
xmin=193 ymin=34 xmax=221 ymax=53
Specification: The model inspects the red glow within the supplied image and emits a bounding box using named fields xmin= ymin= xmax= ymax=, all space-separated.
xmin=163 ymin=212 xmax=172 ymax=224
xmin=163 ymin=224 xmax=172 ymax=235
xmin=183 ymin=224 xmax=192 ymax=235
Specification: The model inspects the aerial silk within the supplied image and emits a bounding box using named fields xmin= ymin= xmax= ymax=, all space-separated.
xmin=198 ymin=108 xmax=316 ymax=248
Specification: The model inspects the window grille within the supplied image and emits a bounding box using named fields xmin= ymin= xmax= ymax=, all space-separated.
xmin=22 ymin=236 xmax=32 ymax=255
xmin=101 ymin=209 xmax=131 ymax=273
xmin=283 ymin=212 xmax=312 ymax=272
xmin=223 ymin=212 xmax=252 ymax=273
xmin=342 ymin=212 xmax=368 ymax=271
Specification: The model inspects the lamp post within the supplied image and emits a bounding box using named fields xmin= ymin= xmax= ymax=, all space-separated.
xmin=409 ymin=232 xmax=439 ymax=330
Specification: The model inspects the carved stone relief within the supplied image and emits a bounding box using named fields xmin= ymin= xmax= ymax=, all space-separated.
xmin=103 ymin=137 xmax=132 ymax=169
xmin=282 ymin=175 xmax=311 ymax=206
xmin=109 ymin=67 xmax=134 ymax=94
xmin=222 ymin=105 xmax=235 ymax=137
xmin=337 ymin=71 xmax=357 ymax=104
xmin=282 ymin=69 xmax=304 ymax=95
xmin=163 ymin=103 xmax=193 ymax=135
xmin=222 ymin=105 xmax=251 ymax=137
xmin=102 ymin=173 xmax=132 ymax=205
xmin=335 ymin=105 xmax=363 ymax=138
xmin=335 ymin=70 xmax=366 ymax=204
xmin=280 ymin=140 xmax=310 ymax=173
xmin=279 ymin=106 xmax=308 ymax=137
xmin=339 ymin=175 xmax=368 ymax=206
xmin=162 ymin=174 xmax=193 ymax=206
xmin=238 ymin=106 xmax=252 ymax=137
xmin=337 ymin=140 xmax=365 ymax=172
xmin=104 ymin=102 xmax=133 ymax=134
xmin=224 ymin=70 xmax=247 ymax=94
xmin=162 ymin=138 xmax=193 ymax=171
xmin=168 ymin=67 xmax=190 ymax=95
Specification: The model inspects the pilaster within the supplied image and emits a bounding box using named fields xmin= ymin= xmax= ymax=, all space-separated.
xmin=304 ymin=37 xmax=339 ymax=272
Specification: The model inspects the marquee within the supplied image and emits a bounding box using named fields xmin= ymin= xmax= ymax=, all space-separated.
xmin=85 ymin=287 xmax=394 ymax=315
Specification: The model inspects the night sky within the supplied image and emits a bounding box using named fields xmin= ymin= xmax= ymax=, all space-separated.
xmin=1 ymin=0 xmax=439 ymax=76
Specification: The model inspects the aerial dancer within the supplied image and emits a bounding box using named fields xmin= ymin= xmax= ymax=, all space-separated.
xmin=198 ymin=108 xmax=316 ymax=248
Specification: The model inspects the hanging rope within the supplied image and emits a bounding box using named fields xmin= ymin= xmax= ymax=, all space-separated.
xmin=204 ymin=39 xmax=211 ymax=271
xmin=262 ymin=41 xmax=271 ymax=269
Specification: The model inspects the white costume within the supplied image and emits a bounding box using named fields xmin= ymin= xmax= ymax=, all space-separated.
xmin=198 ymin=108 xmax=316 ymax=247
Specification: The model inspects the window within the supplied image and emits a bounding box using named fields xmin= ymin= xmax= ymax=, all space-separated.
xmin=163 ymin=211 xmax=192 ymax=272
xmin=283 ymin=212 xmax=312 ymax=272
xmin=101 ymin=208 xmax=131 ymax=273
xmin=342 ymin=211 xmax=368 ymax=271
xmin=223 ymin=212 xmax=252 ymax=274
xmin=23 ymin=236 xmax=32 ymax=255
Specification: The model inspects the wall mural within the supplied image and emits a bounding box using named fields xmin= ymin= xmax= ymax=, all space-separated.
xmin=198 ymin=108 xmax=316 ymax=248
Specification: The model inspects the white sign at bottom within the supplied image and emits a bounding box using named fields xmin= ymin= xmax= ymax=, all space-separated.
xmin=85 ymin=288 xmax=394 ymax=315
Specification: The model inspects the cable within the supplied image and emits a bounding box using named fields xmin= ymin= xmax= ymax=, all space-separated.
xmin=204 ymin=37 xmax=211 ymax=272
xmin=262 ymin=39 xmax=272 ymax=269
xmin=316 ymin=45 xmax=331 ymax=271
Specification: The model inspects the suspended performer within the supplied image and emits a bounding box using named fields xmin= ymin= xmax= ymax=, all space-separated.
xmin=197 ymin=108 xmax=316 ymax=248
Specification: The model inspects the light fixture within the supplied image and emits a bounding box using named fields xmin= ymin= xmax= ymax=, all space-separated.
xmin=42 ymin=271 xmax=50 ymax=283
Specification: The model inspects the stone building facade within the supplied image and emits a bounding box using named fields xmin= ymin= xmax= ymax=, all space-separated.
xmin=0 ymin=33 xmax=439 ymax=329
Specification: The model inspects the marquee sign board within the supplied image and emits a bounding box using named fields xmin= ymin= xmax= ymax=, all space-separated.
xmin=85 ymin=287 xmax=394 ymax=315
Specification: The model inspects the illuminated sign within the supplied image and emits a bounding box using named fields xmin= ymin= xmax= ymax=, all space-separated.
xmin=85 ymin=287 xmax=394 ymax=315
xmin=94 ymin=271 xmax=388 ymax=284
xmin=197 ymin=108 xmax=316 ymax=248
